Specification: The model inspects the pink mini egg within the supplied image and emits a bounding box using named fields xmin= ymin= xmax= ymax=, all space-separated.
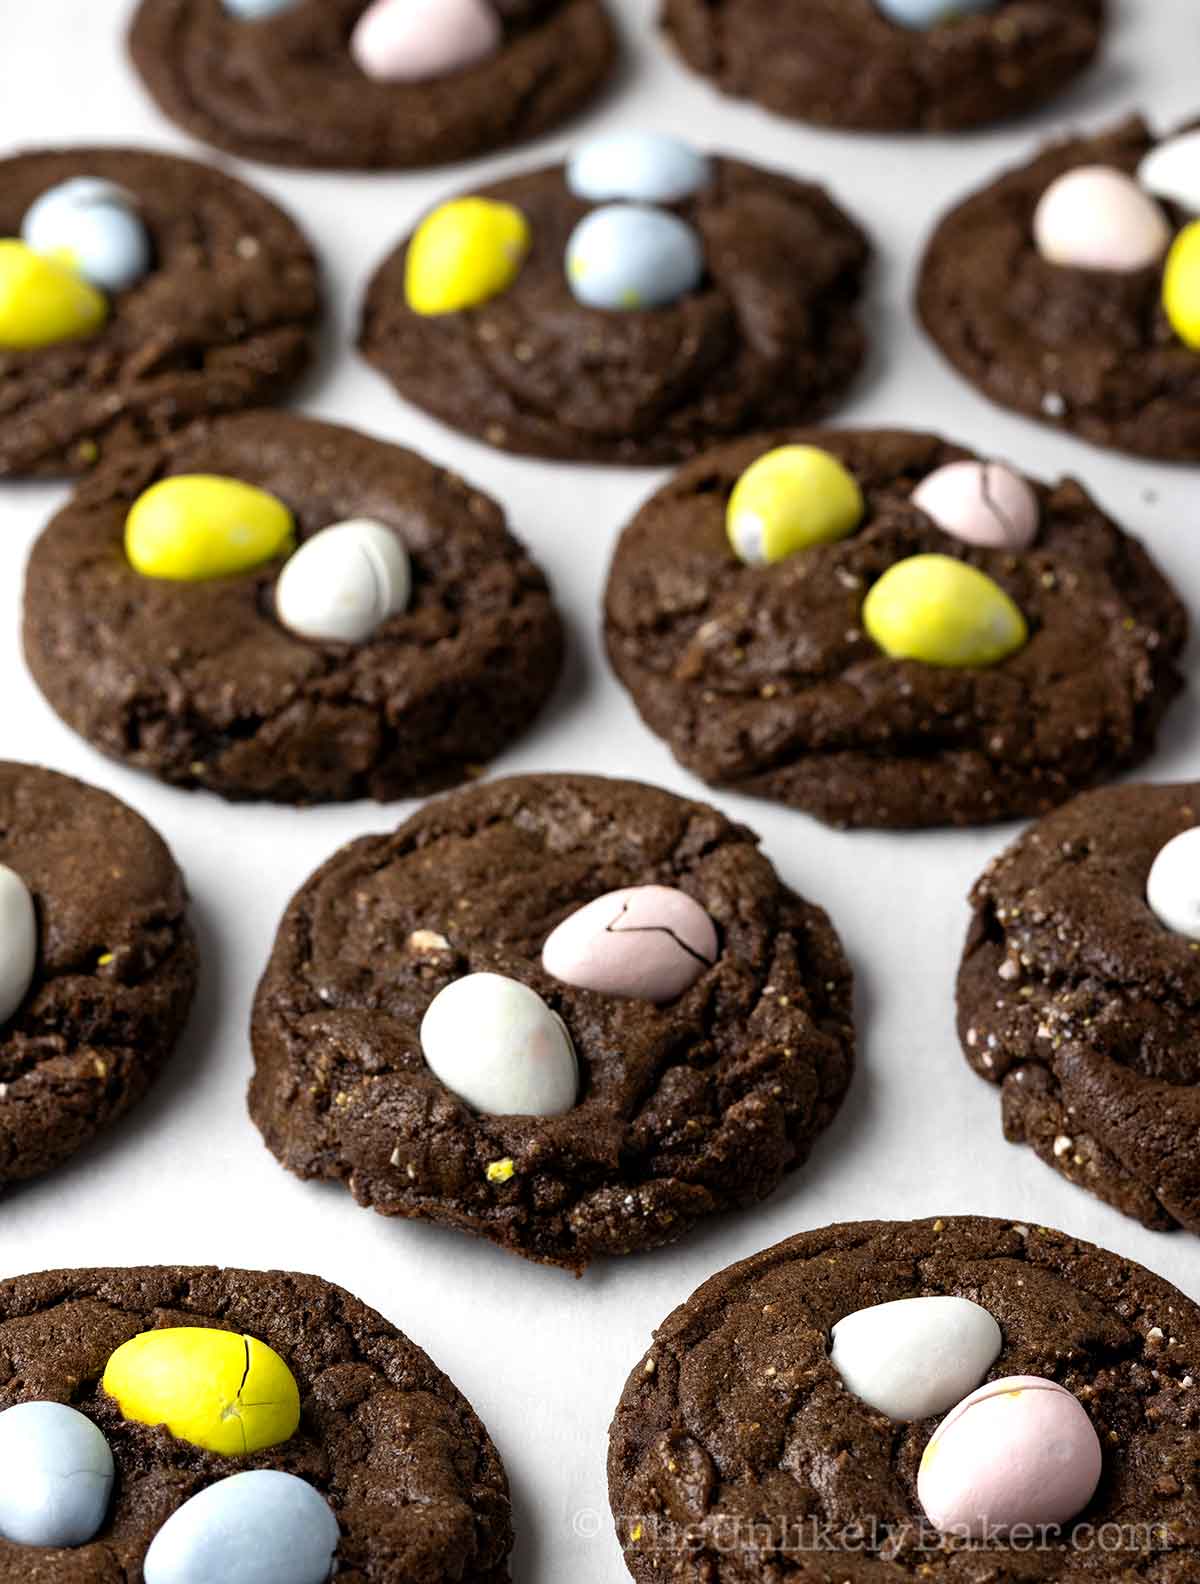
xmin=541 ymin=885 xmax=719 ymax=1003
xmin=351 ymin=0 xmax=502 ymax=84
xmin=910 ymin=461 xmax=1039 ymax=551
xmin=918 ymin=1375 xmax=1103 ymax=1539
xmin=1033 ymin=165 xmax=1170 ymax=273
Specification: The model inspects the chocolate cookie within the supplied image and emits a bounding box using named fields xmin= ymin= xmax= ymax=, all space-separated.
xmin=917 ymin=115 xmax=1200 ymax=461
xmin=0 ymin=148 xmax=318 ymax=480
xmin=0 ymin=1264 xmax=512 ymax=1582
xmin=129 ymin=0 xmax=617 ymax=170
xmin=958 ymin=782 xmax=1200 ymax=1235
xmin=22 ymin=412 xmax=564 ymax=805
xmin=249 ymin=773 xmax=854 ymax=1272
xmin=604 ymin=427 xmax=1187 ymax=829
xmin=609 ymin=1215 xmax=1200 ymax=1581
xmin=0 ymin=763 xmax=196 ymax=1188
xmin=359 ymin=155 xmax=870 ymax=465
xmin=661 ymin=1 xmax=1104 ymax=133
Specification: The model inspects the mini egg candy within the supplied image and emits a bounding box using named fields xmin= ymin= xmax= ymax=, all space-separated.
xmin=874 ymin=0 xmax=998 ymax=25
xmin=541 ymin=885 xmax=719 ymax=1003
xmin=918 ymin=1375 xmax=1103 ymax=1537
xmin=1033 ymin=166 xmax=1170 ymax=273
xmin=1139 ymin=129 xmax=1200 ymax=216
xmin=143 ymin=1470 xmax=339 ymax=1584
xmin=275 ymin=519 xmax=412 ymax=644
xmin=0 ymin=863 xmax=37 ymax=1028
xmin=125 ymin=475 xmax=295 ymax=582
xmin=0 ymin=240 xmax=108 ymax=349
xmin=910 ymin=461 xmax=1039 ymax=551
xmin=566 ymin=204 xmax=704 ymax=311
xmin=0 ymin=1402 xmax=114 ymax=1548
xmin=22 ymin=178 xmax=152 ymax=294
xmin=566 ymin=131 xmax=711 ymax=205
xmin=420 ymin=972 xmax=578 ymax=1117
xmin=102 ymin=1328 xmax=300 ymax=1455
xmin=222 ymin=0 xmax=301 ymax=16
xmin=727 ymin=445 xmax=864 ymax=565
xmin=351 ymin=0 xmax=501 ymax=82
xmin=830 ymin=1297 xmax=1002 ymax=1422
xmin=1163 ymin=220 xmax=1200 ymax=350
xmin=863 ymin=554 xmax=1028 ymax=669
xmin=405 ymin=197 xmax=531 ymax=316
xmin=1146 ymin=826 xmax=1200 ymax=940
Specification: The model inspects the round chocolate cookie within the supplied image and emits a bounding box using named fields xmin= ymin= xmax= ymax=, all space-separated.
xmin=918 ymin=115 xmax=1200 ymax=461
xmin=0 ymin=763 xmax=196 ymax=1188
xmin=661 ymin=1 xmax=1104 ymax=133
xmin=603 ymin=427 xmax=1187 ymax=829
xmin=0 ymin=1265 xmax=512 ymax=1581
xmin=249 ymin=773 xmax=855 ymax=1272
xmin=609 ymin=1215 xmax=1200 ymax=1582
xmin=0 ymin=148 xmax=319 ymax=480
xmin=22 ymin=412 xmax=564 ymax=805
xmin=129 ymin=0 xmax=617 ymax=170
xmin=359 ymin=156 xmax=870 ymax=465
xmin=958 ymin=782 xmax=1200 ymax=1235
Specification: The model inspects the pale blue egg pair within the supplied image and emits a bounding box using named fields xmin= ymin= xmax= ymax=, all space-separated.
xmin=22 ymin=178 xmax=152 ymax=294
xmin=875 ymin=0 xmax=997 ymax=26
xmin=222 ymin=0 xmax=299 ymax=17
xmin=0 ymin=1401 xmax=114 ymax=1547
xmin=144 ymin=1470 xmax=339 ymax=1584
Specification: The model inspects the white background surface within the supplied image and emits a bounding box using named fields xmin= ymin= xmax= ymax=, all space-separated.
xmin=2 ymin=3 xmax=1200 ymax=1579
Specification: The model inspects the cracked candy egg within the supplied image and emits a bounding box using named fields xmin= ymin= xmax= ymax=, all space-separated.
xmin=542 ymin=884 xmax=718 ymax=1002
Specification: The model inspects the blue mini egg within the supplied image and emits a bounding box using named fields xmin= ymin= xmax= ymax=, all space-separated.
xmin=566 ymin=204 xmax=705 ymax=311
xmin=0 ymin=1401 xmax=114 ymax=1548
xmin=874 ymin=0 xmax=998 ymax=26
xmin=143 ymin=1470 xmax=339 ymax=1584
xmin=222 ymin=0 xmax=301 ymax=17
xmin=566 ymin=131 xmax=711 ymax=205
xmin=22 ymin=178 xmax=152 ymax=294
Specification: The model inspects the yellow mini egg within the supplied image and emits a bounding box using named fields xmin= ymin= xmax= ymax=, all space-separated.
xmin=405 ymin=198 xmax=531 ymax=316
xmin=0 ymin=239 xmax=108 ymax=349
xmin=863 ymin=554 xmax=1028 ymax=668
xmin=1164 ymin=219 xmax=1200 ymax=350
xmin=102 ymin=1327 xmax=300 ymax=1456
xmin=126 ymin=475 xmax=295 ymax=582
xmin=726 ymin=445 xmax=864 ymax=565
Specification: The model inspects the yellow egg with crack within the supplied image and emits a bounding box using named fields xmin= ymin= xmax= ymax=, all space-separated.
xmin=405 ymin=198 xmax=531 ymax=316
xmin=0 ymin=239 xmax=108 ymax=349
xmin=863 ymin=554 xmax=1028 ymax=668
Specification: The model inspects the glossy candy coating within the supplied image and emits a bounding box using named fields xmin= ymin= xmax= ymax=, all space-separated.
xmin=1146 ymin=826 xmax=1200 ymax=940
xmin=0 ymin=240 xmax=107 ymax=348
xmin=863 ymin=554 xmax=1028 ymax=668
xmin=351 ymin=0 xmax=502 ymax=83
xmin=143 ymin=1470 xmax=339 ymax=1584
xmin=911 ymin=461 xmax=1039 ymax=551
xmin=406 ymin=198 xmax=531 ymax=316
xmin=222 ymin=0 xmax=301 ymax=17
xmin=726 ymin=445 xmax=864 ymax=565
xmin=275 ymin=519 xmax=412 ymax=644
xmin=541 ymin=885 xmax=718 ymax=1003
xmin=125 ymin=475 xmax=295 ymax=582
xmin=874 ymin=0 xmax=998 ymax=26
xmin=1034 ymin=166 xmax=1170 ymax=273
xmin=22 ymin=178 xmax=152 ymax=294
xmin=1138 ymin=130 xmax=1200 ymax=216
xmin=0 ymin=863 xmax=37 ymax=1028
xmin=0 ymin=1402 xmax=114 ymax=1548
xmin=420 ymin=972 xmax=579 ymax=1117
xmin=830 ymin=1296 xmax=1002 ymax=1421
xmin=566 ymin=131 xmax=711 ymax=205
xmin=1164 ymin=220 xmax=1200 ymax=349
xmin=566 ymin=204 xmax=704 ymax=311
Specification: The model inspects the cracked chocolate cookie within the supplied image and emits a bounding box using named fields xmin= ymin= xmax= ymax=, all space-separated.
xmin=0 ymin=1264 xmax=512 ymax=1582
xmin=359 ymin=151 xmax=870 ymax=465
xmin=603 ymin=427 xmax=1187 ymax=829
xmin=917 ymin=115 xmax=1200 ymax=461
xmin=609 ymin=1215 xmax=1200 ymax=1582
xmin=249 ymin=773 xmax=855 ymax=1272
xmin=661 ymin=1 xmax=1104 ymax=133
xmin=129 ymin=0 xmax=617 ymax=170
xmin=958 ymin=782 xmax=1200 ymax=1235
xmin=0 ymin=148 xmax=318 ymax=480
xmin=0 ymin=762 xmax=196 ymax=1189
xmin=22 ymin=412 xmax=564 ymax=805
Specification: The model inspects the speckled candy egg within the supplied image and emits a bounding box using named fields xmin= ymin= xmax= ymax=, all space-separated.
xmin=566 ymin=131 xmax=711 ymax=205
xmin=863 ymin=554 xmax=1028 ymax=668
xmin=0 ymin=240 xmax=108 ymax=348
xmin=0 ymin=863 xmax=36 ymax=1027
xmin=1146 ymin=826 xmax=1200 ymax=940
xmin=874 ymin=0 xmax=997 ymax=24
xmin=275 ymin=519 xmax=412 ymax=644
xmin=1034 ymin=166 xmax=1170 ymax=273
xmin=143 ymin=1470 xmax=339 ymax=1584
xmin=918 ymin=1375 xmax=1103 ymax=1537
xmin=22 ymin=178 xmax=152 ymax=294
xmin=911 ymin=461 xmax=1040 ymax=551
xmin=830 ymin=1297 xmax=1002 ymax=1421
xmin=0 ymin=1401 xmax=114 ymax=1548
xmin=351 ymin=0 xmax=501 ymax=83
xmin=420 ymin=972 xmax=578 ymax=1116
xmin=566 ymin=204 xmax=705 ymax=311
xmin=541 ymin=885 xmax=719 ymax=1002
xmin=1138 ymin=129 xmax=1200 ymax=216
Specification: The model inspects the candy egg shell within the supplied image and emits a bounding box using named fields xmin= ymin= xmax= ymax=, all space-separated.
xmin=102 ymin=1328 xmax=300 ymax=1456
xmin=0 ymin=863 xmax=37 ymax=1028
xmin=910 ymin=461 xmax=1040 ymax=551
xmin=567 ymin=131 xmax=712 ymax=205
xmin=830 ymin=1296 xmax=1002 ymax=1422
xmin=223 ymin=0 xmax=300 ymax=17
xmin=125 ymin=475 xmax=295 ymax=582
xmin=1139 ymin=130 xmax=1200 ymax=216
xmin=0 ymin=240 xmax=108 ymax=349
xmin=22 ymin=179 xmax=152 ymax=294
xmin=1146 ymin=826 xmax=1200 ymax=940
xmin=1033 ymin=165 xmax=1170 ymax=273
xmin=874 ymin=0 xmax=997 ymax=26
xmin=918 ymin=1375 xmax=1103 ymax=1537
xmin=1163 ymin=219 xmax=1200 ymax=350
xmin=863 ymin=554 xmax=1028 ymax=669
xmin=143 ymin=1470 xmax=339 ymax=1584
xmin=727 ymin=445 xmax=864 ymax=565
xmin=351 ymin=0 xmax=501 ymax=83
xmin=405 ymin=198 xmax=531 ymax=316
xmin=566 ymin=204 xmax=705 ymax=311
xmin=0 ymin=1402 xmax=114 ymax=1548
xmin=275 ymin=518 xmax=411 ymax=644
xmin=420 ymin=972 xmax=578 ymax=1117
xmin=541 ymin=885 xmax=719 ymax=1003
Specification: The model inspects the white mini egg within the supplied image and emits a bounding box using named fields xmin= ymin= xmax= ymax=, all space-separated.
xmin=566 ymin=132 xmax=712 ymax=205
xmin=275 ymin=518 xmax=411 ymax=644
xmin=1138 ymin=129 xmax=1200 ymax=216
xmin=1147 ymin=826 xmax=1200 ymax=940
xmin=144 ymin=1470 xmax=339 ymax=1584
xmin=566 ymin=204 xmax=705 ymax=311
xmin=0 ymin=1401 xmax=114 ymax=1548
xmin=830 ymin=1296 xmax=1003 ymax=1421
xmin=0 ymin=863 xmax=36 ymax=1028
xmin=22 ymin=179 xmax=152 ymax=294
xmin=420 ymin=972 xmax=579 ymax=1117
xmin=1033 ymin=165 xmax=1170 ymax=273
